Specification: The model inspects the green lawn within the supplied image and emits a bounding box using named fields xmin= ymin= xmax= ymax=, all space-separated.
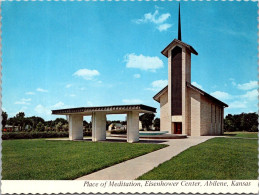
xmin=2 ymin=139 xmax=167 ymax=180
xmin=138 ymin=137 xmax=257 ymax=180
xmin=224 ymin=131 xmax=258 ymax=138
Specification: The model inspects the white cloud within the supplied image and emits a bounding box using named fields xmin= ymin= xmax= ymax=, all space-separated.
xmin=240 ymin=89 xmax=257 ymax=101
xmin=229 ymin=101 xmax=247 ymax=109
xmin=152 ymin=80 xmax=168 ymax=88
xmin=51 ymin=101 xmax=65 ymax=109
xmin=133 ymin=74 xmax=141 ymax=78
xmin=191 ymin=81 xmax=203 ymax=90
xmin=37 ymin=88 xmax=48 ymax=93
xmin=98 ymin=81 xmax=102 ymax=84
xmin=66 ymin=84 xmax=72 ymax=88
xmin=237 ymin=81 xmax=257 ymax=90
xmin=122 ymin=99 xmax=143 ymax=104
xmin=26 ymin=92 xmax=35 ymax=95
xmin=146 ymin=79 xmax=168 ymax=91
xmin=125 ymin=53 xmax=163 ymax=72
xmin=18 ymin=106 xmax=28 ymax=113
xmin=73 ymin=69 xmax=100 ymax=80
xmin=210 ymin=91 xmax=232 ymax=100
xmin=14 ymin=98 xmax=31 ymax=105
xmin=34 ymin=104 xmax=51 ymax=116
xmin=157 ymin=23 xmax=172 ymax=32
xmin=80 ymin=87 xmax=86 ymax=91
xmin=134 ymin=9 xmax=172 ymax=32
xmin=70 ymin=94 xmax=76 ymax=97
xmin=135 ymin=10 xmax=170 ymax=24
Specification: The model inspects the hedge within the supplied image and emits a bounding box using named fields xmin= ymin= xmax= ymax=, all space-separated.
xmin=2 ymin=131 xmax=92 ymax=140
xmin=110 ymin=129 xmax=127 ymax=134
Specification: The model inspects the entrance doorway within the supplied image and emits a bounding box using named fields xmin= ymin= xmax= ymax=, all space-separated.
xmin=174 ymin=122 xmax=182 ymax=134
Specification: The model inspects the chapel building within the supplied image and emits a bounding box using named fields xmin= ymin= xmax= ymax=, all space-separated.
xmin=153 ymin=5 xmax=228 ymax=136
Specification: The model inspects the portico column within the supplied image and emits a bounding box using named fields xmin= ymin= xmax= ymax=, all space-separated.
xmin=92 ymin=112 xmax=106 ymax=141
xmin=68 ymin=115 xmax=83 ymax=140
xmin=127 ymin=111 xmax=139 ymax=143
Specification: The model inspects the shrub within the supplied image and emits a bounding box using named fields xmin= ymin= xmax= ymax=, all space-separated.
xmin=2 ymin=131 xmax=93 ymax=140
xmin=110 ymin=129 xmax=127 ymax=134
xmin=250 ymin=125 xmax=258 ymax=132
xmin=2 ymin=131 xmax=69 ymax=140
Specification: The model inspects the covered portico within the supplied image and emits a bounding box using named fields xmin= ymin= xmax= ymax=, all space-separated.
xmin=52 ymin=104 xmax=156 ymax=143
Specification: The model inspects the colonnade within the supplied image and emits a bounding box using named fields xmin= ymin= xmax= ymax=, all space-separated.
xmin=68 ymin=111 xmax=139 ymax=143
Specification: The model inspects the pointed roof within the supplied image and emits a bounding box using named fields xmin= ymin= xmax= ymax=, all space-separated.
xmin=153 ymin=82 xmax=228 ymax=107
xmin=161 ymin=4 xmax=198 ymax=58
xmin=161 ymin=39 xmax=198 ymax=57
xmin=153 ymin=85 xmax=168 ymax=102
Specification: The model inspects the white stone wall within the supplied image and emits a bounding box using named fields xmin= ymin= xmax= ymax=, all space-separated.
xmin=127 ymin=111 xmax=139 ymax=143
xmin=190 ymin=90 xmax=201 ymax=136
xmin=92 ymin=112 xmax=106 ymax=141
xmin=160 ymin=92 xmax=172 ymax=132
xmin=68 ymin=115 xmax=83 ymax=140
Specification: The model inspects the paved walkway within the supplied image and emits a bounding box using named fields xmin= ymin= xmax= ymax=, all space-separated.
xmin=75 ymin=136 xmax=216 ymax=180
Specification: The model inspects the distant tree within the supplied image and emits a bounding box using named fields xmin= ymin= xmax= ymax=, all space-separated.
xmin=45 ymin=120 xmax=54 ymax=131
xmin=224 ymin=112 xmax=258 ymax=132
xmin=2 ymin=111 xmax=8 ymax=129
xmin=55 ymin=122 xmax=63 ymax=131
xmin=16 ymin=112 xmax=25 ymax=131
xmin=154 ymin=118 xmax=160 ymax=130
xmin=28 ymin=116 xmax=45 ymax=129
xmin=23 ymin=118 xmax=33 ymax=131
xmin=62 ymin=124 xmax=69 ymax=131
xmin=7 ymin=117 xmax=17 ymax=129
xmin=54 ymin=118 xmax=68 ymax=125
xmin=139 ymin=113 xmax=155 ymax=131
xmin=36 ymin=122 xmax=45 ymax=132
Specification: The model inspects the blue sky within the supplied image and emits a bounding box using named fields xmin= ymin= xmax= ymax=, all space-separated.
xmin=2 ymin=1 xmax=257 ymax=121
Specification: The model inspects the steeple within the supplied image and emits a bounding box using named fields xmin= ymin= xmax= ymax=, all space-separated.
xmin=178 ymin=3 xmax=181 ymax=41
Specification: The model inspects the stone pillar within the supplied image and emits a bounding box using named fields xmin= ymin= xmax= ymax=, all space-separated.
xmin=69 ymin=115 xmax=83 ymax=140
xmin=92 ymin=112 xmax=106 ymax=142
xmin=127 ymin=111 xmax=139 ymax=143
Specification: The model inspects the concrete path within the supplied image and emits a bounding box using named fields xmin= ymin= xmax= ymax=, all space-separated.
xmin=75 ymin=136 xmax=216 ymax=180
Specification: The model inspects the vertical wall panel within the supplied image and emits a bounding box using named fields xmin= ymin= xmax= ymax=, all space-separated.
xmin=171 ymin=46 xmax=182 ymax=115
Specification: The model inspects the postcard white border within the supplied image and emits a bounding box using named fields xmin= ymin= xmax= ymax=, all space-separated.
xmin=1 ymin=180 xmax=257 ymax=194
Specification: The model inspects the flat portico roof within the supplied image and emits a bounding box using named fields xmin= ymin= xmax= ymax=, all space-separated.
xmin=52 ymin=104 xmax=156 ymax=115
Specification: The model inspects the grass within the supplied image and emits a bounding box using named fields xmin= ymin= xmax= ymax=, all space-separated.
xmin=138 ymin=137 xmax=257 ymax=180
xmin=224 ymin=131 xmax=258 ymax=138
xmin=2 ymin=139 xmax=167 ymax=180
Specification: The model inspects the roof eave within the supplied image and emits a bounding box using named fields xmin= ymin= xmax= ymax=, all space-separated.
xmin=186 ymin=82 xmax=228 ymax=107
xmin=161 ymin=39 xmax=198 ymax=57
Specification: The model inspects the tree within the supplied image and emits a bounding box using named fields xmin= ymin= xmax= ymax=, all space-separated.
xmin=55 ymin=122 xmax=63 ymax=131
xmin=139 ymin=113 xmax=155 ymax=130
xmin=2 ymin=111 xmax=8 ymax=129
xmin=54 ymin=118 xmax=68 ymax=126
xmin=16 ymin=112 xmax=25 ymax=131
xmin=27 ymin=116 xmax=45 ymax=130
xmin=154 ymin=118 xmax=160 ymax=130
xmin=36 ymin=122 xmax=45 ymax=132
xmin=224 ymin=112 xmax=258 ymax=132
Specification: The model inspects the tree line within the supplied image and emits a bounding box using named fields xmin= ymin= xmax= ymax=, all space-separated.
xmin=3 ymin=111 xmax=256 ymax=132
xmin=224 ymin=112 xmax=258 ymax=132
xmin=2 ymin=112 xmax=91 ymax=132
xmin=2 ymin=112 xmax=160 ymax=132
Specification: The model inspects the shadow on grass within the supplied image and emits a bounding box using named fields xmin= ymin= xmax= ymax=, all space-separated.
xmin=223 ymin=133 xmax=237 ymax=136
xmin=74 ymin=138 xmax=167 ymax=144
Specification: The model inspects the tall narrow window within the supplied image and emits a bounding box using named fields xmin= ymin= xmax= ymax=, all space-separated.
xmin=211 ymin=104 xmax=212 ymax=123
xmin=215 ymin=106 xmax=216 ymax=123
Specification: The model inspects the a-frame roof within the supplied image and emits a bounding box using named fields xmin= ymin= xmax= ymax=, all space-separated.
xmin=153 ymin=82 xmax=228 ymax=107
xmin=161 ymin=39 xmax=198 ymax=57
